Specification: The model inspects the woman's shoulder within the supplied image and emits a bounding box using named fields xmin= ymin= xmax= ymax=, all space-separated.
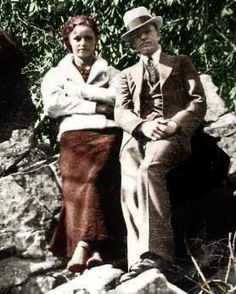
xmin=43 ymin=54 xmax=73 ymax=80
xmin=107 ymin=65 xmax=120 ymax=82
xmin=94 ymin=57 xmax=119 ymax=73
xmin=90 ymin=57 xmax=120 ymax=84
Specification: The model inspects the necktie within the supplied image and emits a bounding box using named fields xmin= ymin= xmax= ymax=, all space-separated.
xmin=146 ymin=57 xmax=159 ymax=85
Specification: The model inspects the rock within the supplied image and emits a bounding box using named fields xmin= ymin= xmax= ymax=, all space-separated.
xmin=17 ymin=147 xmax=52 ymax=171
xmin=0 ymin=29 xmax=36 ymax=143
xmin=0 ymin=256 xmax=65 ymax=294
xmin=48 ymin=266 xmax=187 ymax=294
xmin=28 ymin=257 xmax=64 ymax=275
xmin=0 ymin=128 xmax=36 ymax=176
xmin=0 ymin=72 xmax=235 ymax=293
xmin=12 ymin=275 xmax=65 ymax=294
xmin=0 ymin=163 xmax=61 ymax=257
xmin=200 ymin=74 xmax=236 ymax=176
xmin=114 ymin=269 xmax=187 ymax=294
xmin=48 ymin=264 xmax=124 ymax=294
xmin=200 ymin=74 xmax=228 ymax=122
xmin=204 ymin=112 xmax=236 ymax=175
xmin=0 ymin=257 xmax=31 ymax=292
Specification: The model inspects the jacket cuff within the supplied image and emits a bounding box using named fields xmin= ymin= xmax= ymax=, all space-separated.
xmin=77 ymin=101 xmax=97 ymax=114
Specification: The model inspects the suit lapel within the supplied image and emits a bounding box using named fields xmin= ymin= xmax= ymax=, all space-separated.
xmin=128 ymin=54 xmax=175 ymax=112
xmin=129 ymin=60 xmax=144 ymax=111
xmin=158 ymin=52 xmax=175 ymax=88
xmin=130 ymin=53 xmax=175 ymax=89
xmin=131 ymin=60 xmax=144 ymax=94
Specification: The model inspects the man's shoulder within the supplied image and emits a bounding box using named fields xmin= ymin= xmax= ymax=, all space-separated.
xmin=175 ymin=54 xmax=191 ymax=62
xmin=160 ymin=52 xmax=193 ymax=70
xmin=174 ymin=54 xmax=194 ymax=68
xmin=121 ymin=61 xmax=141 ymax=75
xmin=161 ymin=52 xmax=190 ymax=61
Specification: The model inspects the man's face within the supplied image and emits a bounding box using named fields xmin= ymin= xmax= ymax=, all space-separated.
xmin=131 ymin=24 xmax=160 ymax=56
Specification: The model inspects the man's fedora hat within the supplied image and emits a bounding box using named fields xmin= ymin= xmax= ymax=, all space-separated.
xmin=121 ymin=6 xmax=163 ymax=41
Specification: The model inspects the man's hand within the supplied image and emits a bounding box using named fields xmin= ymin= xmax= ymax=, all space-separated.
xmin=96 ymin=102 xmax=114 ymax=119
xmin=139 ymin=120 xmax=165 ymax=141
xmin=161 ymin=120 xmax=180 ymax=136
xmin=139 ymin=119 xmax=179 ymax=141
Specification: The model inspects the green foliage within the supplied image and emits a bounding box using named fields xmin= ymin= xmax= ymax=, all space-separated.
xmin=0 ymin=0 xmax=235 ymax=144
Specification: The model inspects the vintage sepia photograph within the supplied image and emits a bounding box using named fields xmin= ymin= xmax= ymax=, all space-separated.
xmin=0 ymin=0 xmax=235 ymax=293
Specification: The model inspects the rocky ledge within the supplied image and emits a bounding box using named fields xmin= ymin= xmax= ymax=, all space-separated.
xmin=0 ymin=74 xmax=236 ymax=293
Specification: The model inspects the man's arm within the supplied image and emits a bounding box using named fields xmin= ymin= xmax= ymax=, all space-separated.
xmin=170 ymin=56 xmax=207 ymax=134
xmin=115 ymin=71 xmax=145 ymax=134
xmin=115 ymin=70 xmax=181 ymax=141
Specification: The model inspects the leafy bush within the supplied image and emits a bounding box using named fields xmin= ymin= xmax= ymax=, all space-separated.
xmin=0 ymin=0 xmax=235 ymax=144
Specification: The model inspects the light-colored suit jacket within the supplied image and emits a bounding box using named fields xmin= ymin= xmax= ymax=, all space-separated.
xmin=115 ymin=52 xmax=207 ymax=149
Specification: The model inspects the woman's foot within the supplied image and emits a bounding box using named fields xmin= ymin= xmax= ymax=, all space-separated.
xmin=67 ymin=241 xmax=90 ymax=273
xmin=86 ymin=251 xmax=103 ymax=269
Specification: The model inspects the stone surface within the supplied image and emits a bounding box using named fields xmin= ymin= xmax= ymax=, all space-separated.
xmin=0 ymin=29 xmax=36 ymax=143
xmin=200 ymin=74 xmax=236 ymax=176
xmin=0 ymin=256 xmax=65 ymax=294
xmin=204 ymin=112 xmax=236 ymax=175
xmin=48 ymin=264 xmax=124 ymax=294
xmin=47 ymin=266 xmax=188 ymax=294
xmin=114 ymin=269 xmax=187 ymax=294
xmin=0 ymin=74 xmax=235 ymax=293
xmin=0 ymin=128 xmax=35 ymax=176
xmin=0 ymin=163 xmax=62 ymax=257
xmin=17 ymin=147 xmax=52 ymax=171
xmin=0 ymin=257 xmax=31 ymax=292
xmin=206 ymin=118 xmax=236 ymax=177
xmin=10 ymin=269 xmax=75 ymax=294
xmin=200 ymin=74 xmax=228 ymax=122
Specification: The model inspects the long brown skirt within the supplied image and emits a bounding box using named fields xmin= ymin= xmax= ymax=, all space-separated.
xmin=48 ymin=128 xmax=125 ymax=258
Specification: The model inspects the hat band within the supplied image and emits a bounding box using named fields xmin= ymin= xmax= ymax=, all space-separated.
xmin=126 ymin=15 xmax=151 ymax=31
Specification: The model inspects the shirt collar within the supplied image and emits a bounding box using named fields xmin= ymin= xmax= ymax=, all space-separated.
xmin=140 ymin=47 xmax=162 ymax=65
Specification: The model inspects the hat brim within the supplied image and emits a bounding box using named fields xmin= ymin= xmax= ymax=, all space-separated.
xmin=121 ymin=16 xmax=163 ymax=41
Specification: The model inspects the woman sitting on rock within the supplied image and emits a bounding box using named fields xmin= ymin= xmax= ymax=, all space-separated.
xmin=41 ymin=15 xmax=125 ymax=273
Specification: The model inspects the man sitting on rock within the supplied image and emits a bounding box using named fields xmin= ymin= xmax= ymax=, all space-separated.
xmin=115 ymin=6 xmax=207 ymax=282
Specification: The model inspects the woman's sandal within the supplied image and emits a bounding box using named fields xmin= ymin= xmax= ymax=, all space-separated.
xmin=67 ymin=241 xmax=91 ymax=273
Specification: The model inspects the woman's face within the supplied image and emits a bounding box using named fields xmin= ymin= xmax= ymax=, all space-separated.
xmin=68 ymin=25 xmax=96 ymax=63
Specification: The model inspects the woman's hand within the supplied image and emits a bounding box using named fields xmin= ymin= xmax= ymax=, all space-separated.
xmin=96 ymin=102 xmax=114 ymax=119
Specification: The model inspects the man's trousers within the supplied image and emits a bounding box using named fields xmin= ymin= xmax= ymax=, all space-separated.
xmin=120 ymin=134 xmax=190 ymax=267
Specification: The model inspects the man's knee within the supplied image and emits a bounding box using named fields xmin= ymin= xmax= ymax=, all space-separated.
xmin=140 ymin=161 xmax=165 ymax=176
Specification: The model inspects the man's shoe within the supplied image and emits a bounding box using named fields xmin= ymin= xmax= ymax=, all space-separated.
xmin=119 ymin=258 xmax=161 ymax=283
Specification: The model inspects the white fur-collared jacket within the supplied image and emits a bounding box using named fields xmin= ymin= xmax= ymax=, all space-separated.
xmin=41 ymin=54 xmax=119 ymax=140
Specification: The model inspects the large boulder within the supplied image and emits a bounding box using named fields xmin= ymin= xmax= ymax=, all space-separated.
xmin=0 ymin=161 xmax=61 ymax=257
xmin=0 ymin=256 xmax=63 ymax=294
xmin=170 ymin=75 xmax=236 ymax=256
xmin=47 ymin=265 xmax=187 ymax=294
xmin=200 ymin=74 xmax=236 ymax=177
xmin=0 ymin=128 xmax=35 ymax=176
xmin=0 ymin=29 xmax=36 ymax=143
xmin=200 ymin=74 xmax=229 ymax=123
xmin=0 ymin=72 xmax=235 ymax=293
